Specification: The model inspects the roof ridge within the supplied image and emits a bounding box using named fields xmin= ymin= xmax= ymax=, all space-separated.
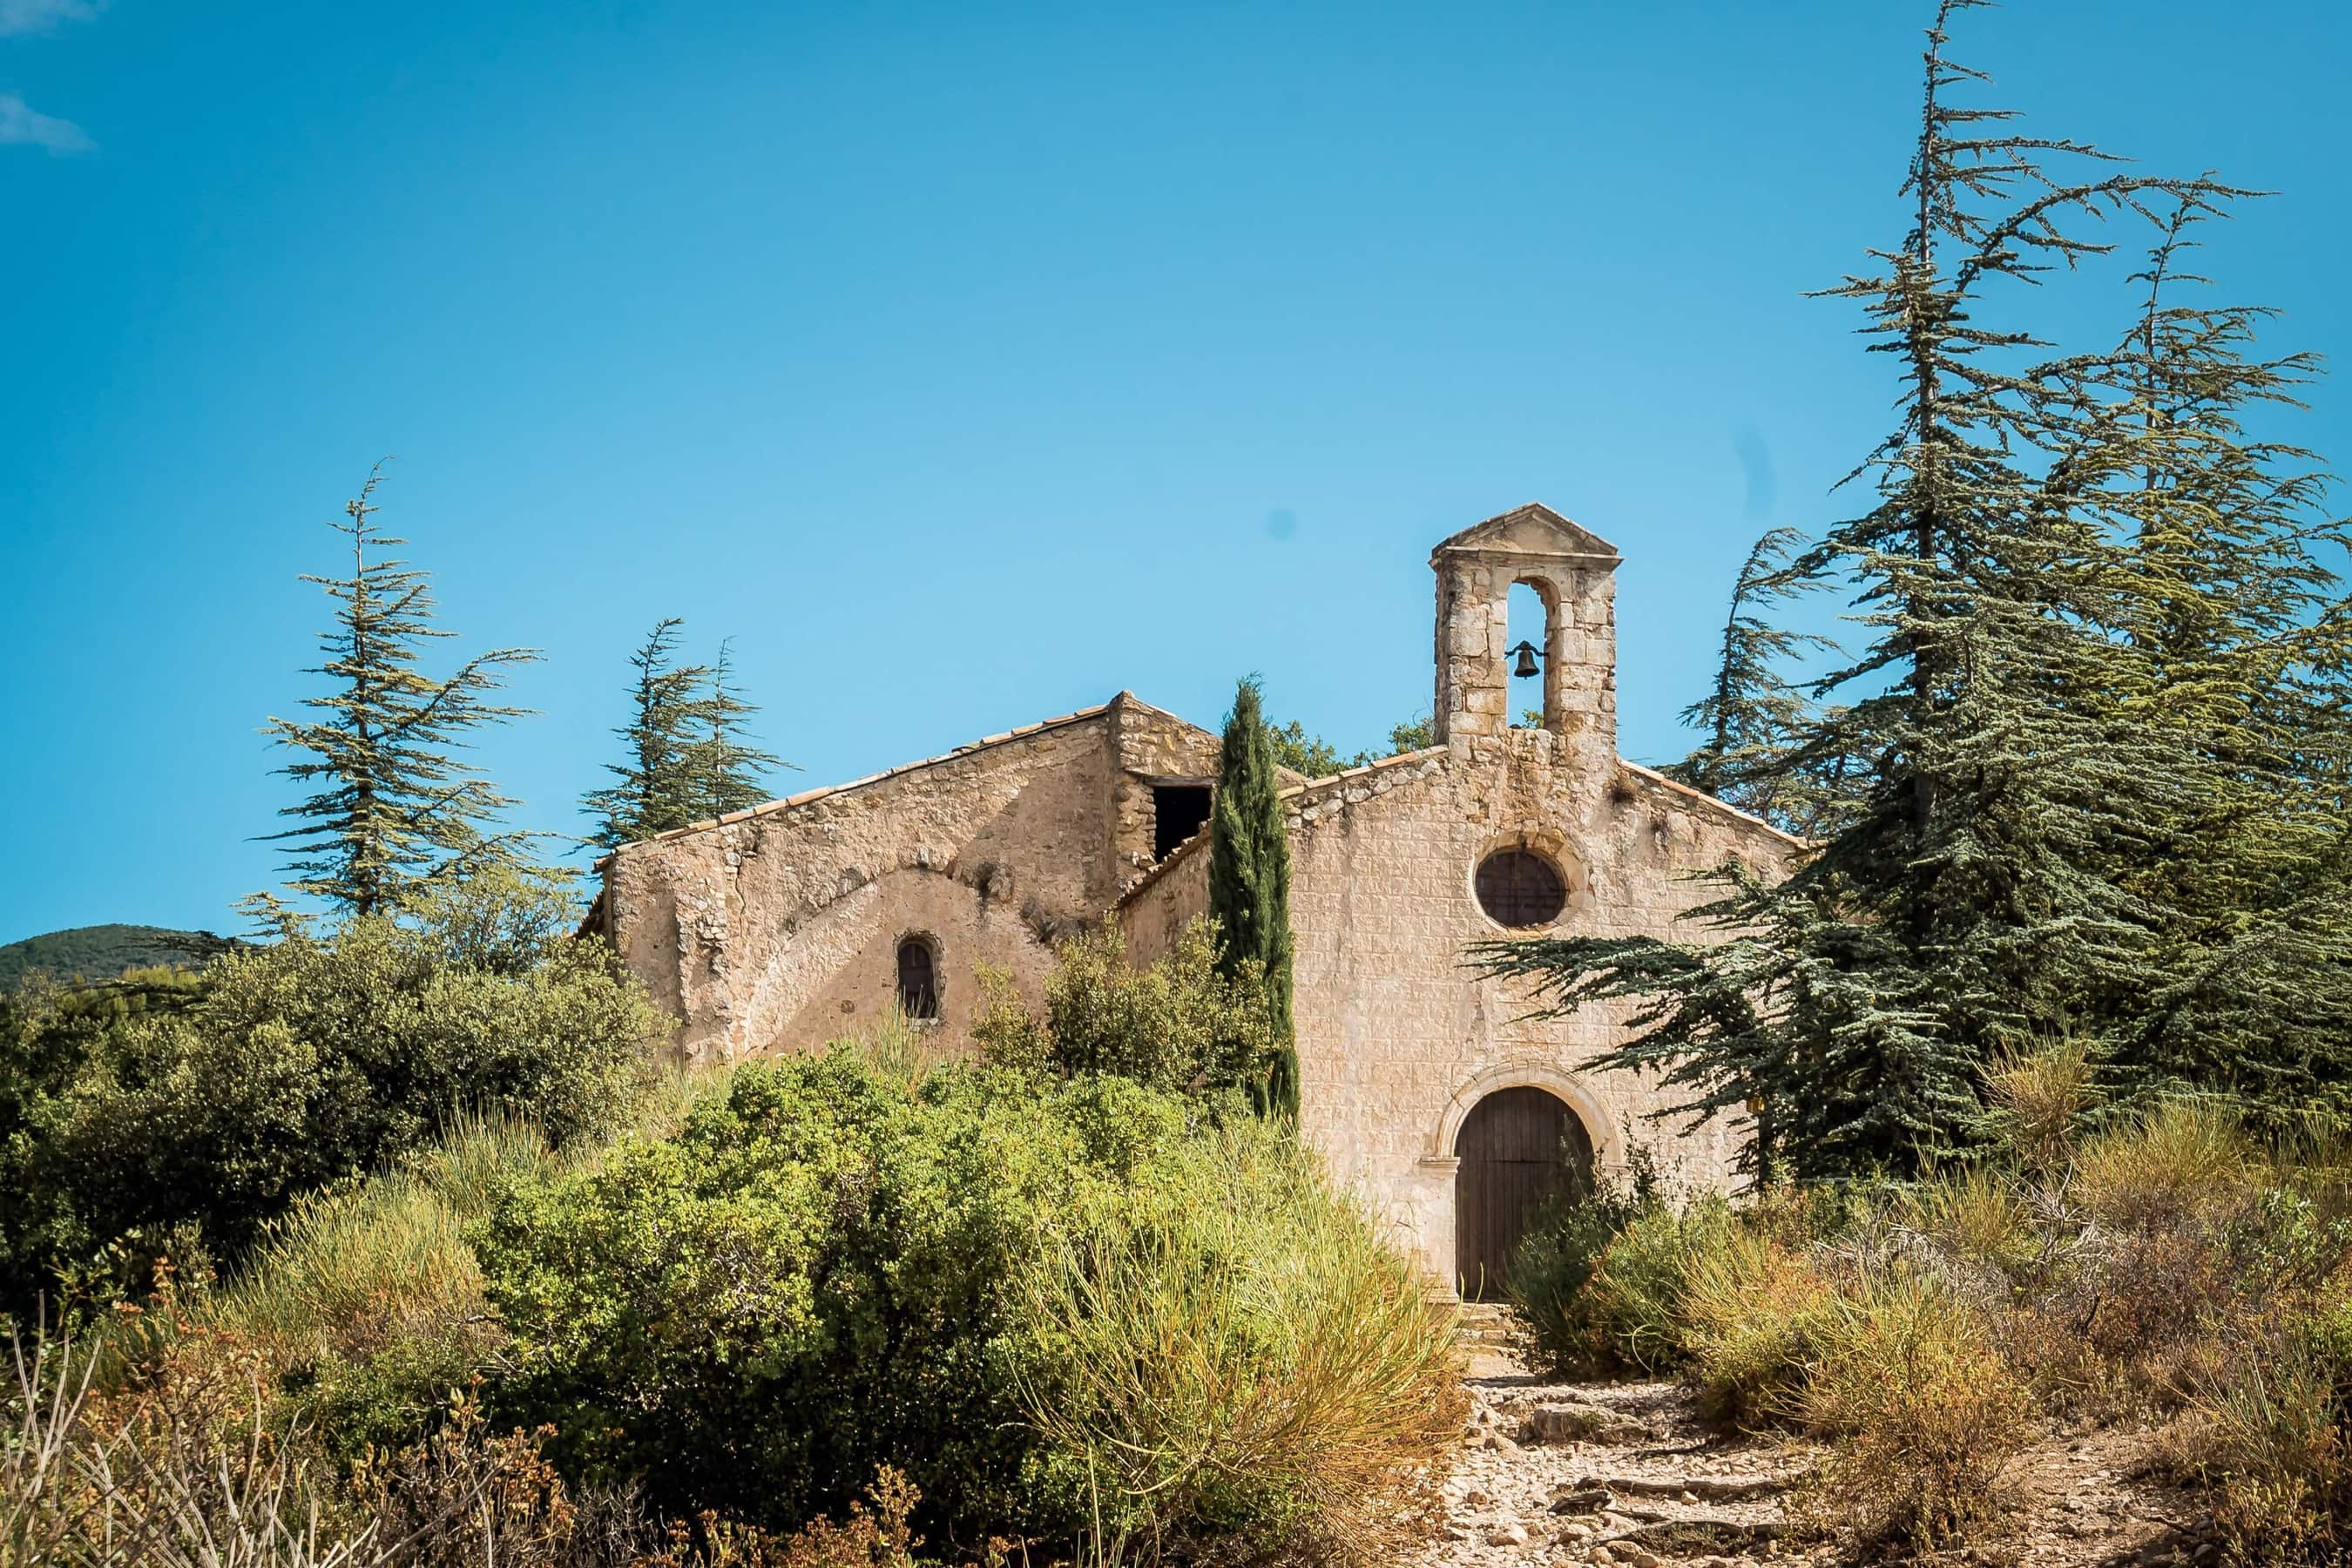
xmin=593 ymin=699 xmax=1124 ymax=867
xmin=1278 ymin=743 xmax=1448 ymax=802
xmin=1615 ymin=759 xmax=1812 ymax=848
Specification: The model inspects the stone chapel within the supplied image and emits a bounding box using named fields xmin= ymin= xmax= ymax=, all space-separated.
xmin=589 ymin=503 xmax=1804 ymax=1298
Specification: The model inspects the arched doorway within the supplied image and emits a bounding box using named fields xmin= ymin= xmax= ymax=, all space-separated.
xmin=1454 ymin=1085 xmax=1595 ymax=1301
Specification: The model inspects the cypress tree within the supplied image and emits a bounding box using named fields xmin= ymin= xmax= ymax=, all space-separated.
xmin=1475 ymin=2 xmax=2252 ymax=1178
xmin=688 ymin=638 xmax=787 ymax=820
xmin=263 ymin=467 xmax=539 ymax=917
xmin=582 ymin=618 xmax=711 ymax=848
xmin=1207 ymin=676 xmax=1298 ymax=1119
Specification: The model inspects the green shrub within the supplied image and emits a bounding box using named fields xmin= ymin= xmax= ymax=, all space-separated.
xmin=475 ymin=1053 xmax=1193 ymax=1541
xmin=2 ymin=872 xmax=663 ymax=1315
xmin=206 ymin=1112 xmax=576 ymax=1456
xmin=476 ymin=1052 xmax=1455 ymax=1556
xmin=1506 ymin=1172 xmax=1736 ymax=1378
xmin=1680 ymin=1226 xmax=1835 ymax=1427
xmin=1020 ymin=1114 xmax=1463 ymax=1561
xmin=973 ymin=918 xmax=1277 ymax=1097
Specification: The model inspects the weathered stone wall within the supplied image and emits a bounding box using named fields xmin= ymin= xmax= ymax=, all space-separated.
xmin=1114 ymin=736 xmax=1799 ymax=1293
xmin=600 ymin=694 xmax=1220 ymax=1064
xmin=1117 ymin=504 xmax=1801 ymax=1295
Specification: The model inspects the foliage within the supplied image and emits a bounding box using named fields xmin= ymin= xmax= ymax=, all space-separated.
xmin=1473 ymin=0 xmax=2352 ymax=1179
xmin=1795 ymin=1274 xmax=2033 ymax=1554
xmin=581 ymin=618 xmax=712 ymax=848
xmin=1263 ymin=713 xmax=1436 ymax=778
xmin=1661 ymin=527 xmax=1849 ymax=838
xmin=1264 ymin=720 xmax=1345 ymax=779
xmin=1017 ymin=1113 xmax=1463 ymax=1564
xmin=474 ymin=1056 xmax=1177 ymax=1540
xmin=1505 ymin=1158 xmax=1734 ymax=1378
xmin=2175 ymin=1295 xmax=2352 ymax=1564
xmin=475 ymin=1051 xmax=1453 ymax=1558
xmin=1499 ymin=1071 xmax=2352 ymax=1557
xmin=0 ymin=926 xmax=244 ymax=993
xmin=261 ymin=465 xmax=541 ymax=918
xmin=0 ymin=868 xmax=660 ymax=1317
xmin=1206 ymin=679 xmax=1296 ymax=1119
xmin=583 ymin=624 xmax=786 ymax=848
xmin=688 ymin=639 xmax=785 ymax=821
xmin=970 ymin=920 xmax=1279 ymax=1098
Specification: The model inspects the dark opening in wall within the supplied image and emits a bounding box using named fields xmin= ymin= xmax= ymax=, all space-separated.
xmin=1475 ymin=848 xmax=1567 ymax=929
xmin=1152 ymin=784 xmax=1213 ymax=860
xmin=896 ymin=936 xmax=939 ymax=1021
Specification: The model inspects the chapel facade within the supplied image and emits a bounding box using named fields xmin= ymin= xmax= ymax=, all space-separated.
xmin=590 ymin=504 xmax=1803 ymax=1297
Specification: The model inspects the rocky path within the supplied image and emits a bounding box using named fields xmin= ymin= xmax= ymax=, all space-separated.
xmin=1419 ymin=1310 xmax=2214 ymax=1568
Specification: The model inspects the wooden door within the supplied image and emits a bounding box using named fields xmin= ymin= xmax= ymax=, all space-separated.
xmin=1454 ymin=1087 xmax=1594 ymax=1301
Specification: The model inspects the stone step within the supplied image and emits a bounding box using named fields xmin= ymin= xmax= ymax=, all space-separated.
xmin=1454 ymin=1301 xmax=1518 ymax=1348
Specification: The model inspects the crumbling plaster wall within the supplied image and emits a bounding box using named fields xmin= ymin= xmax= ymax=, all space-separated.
xmin=601 ymin=695 xmax=1220 ymax=1064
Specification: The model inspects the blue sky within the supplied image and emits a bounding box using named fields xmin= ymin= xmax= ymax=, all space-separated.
xmin=4 ymin=0 xmax=2350 ymax=942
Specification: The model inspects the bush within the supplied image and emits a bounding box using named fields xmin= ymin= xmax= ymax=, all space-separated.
xmin=205 ymin=1113 xmax=577 ymax=1456
xmin=2071 ymin=1098 xmax=2259 ymax=1232
xmin=476 ymin=1053 xmax=1171 ymax=1539
xmin=1680 ymin=1226 xmax=1835 ymax=1428
xmin=2 ymin=870 xmax=663 ymax=1315
xmin=1021 ymin=1115 xmax=1463 ymax=1562
xmin=973 ymin=919 xmax=1277 ymax=1097
xmin=1506 ymin=1173 xmax=1735 ymax=1379
xmin=475 ymin=1051 xmax=1456 ymax=1557
xmin=1796 ymin=1274 xmax=2033 ymax=1553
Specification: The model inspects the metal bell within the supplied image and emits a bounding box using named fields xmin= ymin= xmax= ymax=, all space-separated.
xmin=1509 ymin=640 xmax=1541 ymax=679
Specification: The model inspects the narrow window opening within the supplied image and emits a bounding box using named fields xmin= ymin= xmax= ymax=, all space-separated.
xmin=896 ymin=936 xmax=939 ymax=1021
xmin=1152 ymin=783 xmax=1213 ymax=860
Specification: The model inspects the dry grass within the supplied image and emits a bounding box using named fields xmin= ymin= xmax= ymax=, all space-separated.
xmin=1017 ymin=1118 xmax=1464 ymax=1565
xmin=1677 ymin=1229 xmax=1834 ymax=1429
xmin=1794 ymin=1274 xmax=2034 ymax=1554
xmin=1984 ymin=1037 xmax=2094 ymax=1179
xmin=2071 ymin=1098 xmax=2259 ymax=1232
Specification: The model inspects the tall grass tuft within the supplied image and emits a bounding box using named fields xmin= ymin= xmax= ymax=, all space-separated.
xmin=1017 ymin=1117 xmax=1464 ymax=1565
xmin=1984 ymin=1037 xmax=2096 ymax=1179
xmin=1796 ymin=1274 xmax=2032 ymax=1554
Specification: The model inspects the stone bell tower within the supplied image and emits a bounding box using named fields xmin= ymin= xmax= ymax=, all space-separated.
xmin=1431 ymin=503 xmax=1621 ymax=769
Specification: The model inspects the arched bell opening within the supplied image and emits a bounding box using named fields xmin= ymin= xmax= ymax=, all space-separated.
xmin=1453 ymin=1085 xmax=1596 ymax=1301
xmin=1505 ymin=580 xmax=1552 ymax=731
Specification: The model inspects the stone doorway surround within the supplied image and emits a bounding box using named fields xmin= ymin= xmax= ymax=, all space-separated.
xmin=1416 ymin=1062 xmax=1625 ymax=1302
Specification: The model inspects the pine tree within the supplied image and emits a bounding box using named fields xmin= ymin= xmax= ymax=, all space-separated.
xmin=1476 ymin=2 xmax=2247 ymax=1179
xmin=1664 ymin=526 xmax=1854 ymax=837
xmin=1207 ymin=676 xmax=1298 ymax=1119
xmin=582 ymin=618 xmax=711 ymax=848
xmin=689 ymin=638 xmax=787 ymax=819
xmin=2081 ymin=210 xmax=2352 ymax=1125
xmin=263 ymin=468 xmax=539 ymax=917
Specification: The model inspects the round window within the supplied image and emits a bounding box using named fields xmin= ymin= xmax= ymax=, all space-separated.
xmin=1475 ymin=848 xmax=1566 ymax=929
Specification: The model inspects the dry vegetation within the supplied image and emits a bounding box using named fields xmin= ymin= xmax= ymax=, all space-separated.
xmin=1507 ymin=1045 xmax=2352 ymax=1563
xmin=2 ymin=1034 xmax=1462 ymax=1568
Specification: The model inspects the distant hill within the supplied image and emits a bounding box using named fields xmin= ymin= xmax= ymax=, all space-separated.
xmin=0 ymin=924 xmax=245 ymax=990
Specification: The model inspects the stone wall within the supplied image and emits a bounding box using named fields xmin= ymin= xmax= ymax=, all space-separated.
xmin=599 ymin=693 xmax=1220 ymax=1063
xmin=1114 ymin=736 xmax=1800 ymax=1291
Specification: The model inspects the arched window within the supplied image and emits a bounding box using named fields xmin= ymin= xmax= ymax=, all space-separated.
xmin=1474 ymin=848 xmax=1566 ymax=929
xmin=896 ymin=936 xmax=939 ymax=1021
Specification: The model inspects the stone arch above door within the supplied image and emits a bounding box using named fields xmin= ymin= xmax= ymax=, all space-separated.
xmin=1428 ymin=1062 xmax=1622 ymax=1172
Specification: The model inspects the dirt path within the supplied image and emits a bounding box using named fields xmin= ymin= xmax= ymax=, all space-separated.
xmin=1419 ymin=1317 xmax=2214 ymax=1568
